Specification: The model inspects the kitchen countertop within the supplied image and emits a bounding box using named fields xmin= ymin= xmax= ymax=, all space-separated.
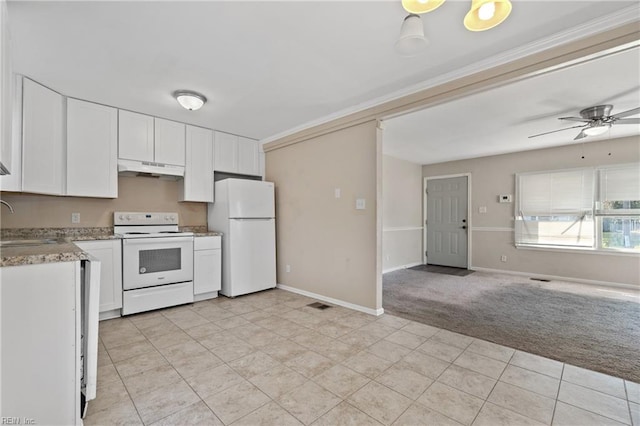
xmin=179 ymin=226 xmax=223 ymax=237
xmin=1 ymin=226 xmax=222 ymax=267
xmin=0 ymin=241 xmax=92 ymax=267
xmin=0 ymin=227 xmax=118 ymax=267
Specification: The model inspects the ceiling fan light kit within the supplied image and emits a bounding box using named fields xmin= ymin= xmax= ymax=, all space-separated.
xmin=528 ymin=104 xmax=640 ymax=140
xmin=395 ymin=14 xmax=429 ymax=57
xmin=173 ymin=90 xmax=207 ymax=111
xmin=583 ymin=123 xmax=611 ymax=137
xmin=464 ymin=0 xmax=513 ymax=31
xmin=401 ymin=0 xmax=446 ymax=14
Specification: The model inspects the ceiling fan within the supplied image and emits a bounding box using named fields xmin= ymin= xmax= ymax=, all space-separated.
xmin=528 ymin=104 xmax=640 ymax=140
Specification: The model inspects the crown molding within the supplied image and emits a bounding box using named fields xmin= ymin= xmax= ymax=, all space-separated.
xmin=261 ymin=5 xmax=640 ymax=147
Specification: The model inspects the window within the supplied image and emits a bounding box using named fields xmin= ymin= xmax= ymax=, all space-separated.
xmin=515 ymin=163 xmax=640 ymax=252
xmin=596 ymin=164 xmax=640 ymax=251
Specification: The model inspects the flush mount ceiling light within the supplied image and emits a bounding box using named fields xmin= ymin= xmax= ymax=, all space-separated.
xmin=401 ymin=0 xmax=446 ymax=14
xmin=395 ymin=14 xmax=428 ymax=57
xmin=464 ymin=0 xmax=512 ymax=31
xmin=173 ymin=90 xmax=207 ymax=111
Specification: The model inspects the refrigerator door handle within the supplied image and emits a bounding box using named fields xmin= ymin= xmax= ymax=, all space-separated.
xmin=230 ymin=217 xmax=274 ymax=220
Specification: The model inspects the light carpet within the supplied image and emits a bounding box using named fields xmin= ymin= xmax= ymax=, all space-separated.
xmin=383 ymin=269 xmax=640 ymax=382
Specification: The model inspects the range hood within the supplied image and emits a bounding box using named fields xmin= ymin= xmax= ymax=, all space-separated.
xmin=117 ymin=159 xmax=184 ymax=179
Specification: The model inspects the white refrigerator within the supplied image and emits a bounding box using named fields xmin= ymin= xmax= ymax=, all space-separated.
xmin=207 ymin=178 xmax=276 ymax=297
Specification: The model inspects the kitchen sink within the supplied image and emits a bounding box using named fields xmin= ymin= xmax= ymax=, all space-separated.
xmin=0 ymin=239 xmax=60 ymax=248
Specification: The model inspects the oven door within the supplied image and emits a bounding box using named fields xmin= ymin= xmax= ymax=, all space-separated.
xmin=122 ymin=236 xmax=193 ymax=290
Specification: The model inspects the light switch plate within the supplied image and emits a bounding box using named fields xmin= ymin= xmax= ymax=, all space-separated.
xmin=334 ymin=188 xmax=341 ymax=199
xmin=356 ymin=198 xmax=366 ymax=210
xmin=71 ymin=213 xmax=80 ymax=224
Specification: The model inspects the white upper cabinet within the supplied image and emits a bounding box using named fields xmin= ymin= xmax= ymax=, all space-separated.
xmin=118 ymin=110 xmax=154 ymax=162
xmin=214 ymin=131 xmax=238 ymax=173
xmin=21 ymin=78 xmax=65 ymax=195
xmin=180 ymin=125 xmax=213 ymax=202
xmin=214 ymin=131 xmax=261 ymax=176
xmin=1 ymin=1 xmax=12 ymax=174
xmin=67 ymin=99 xmax=118 ymax=198
xmin=238 ymin=137 xmax=260 ymax=176
xmin=154 ymin=118 xmax=185 ymax=166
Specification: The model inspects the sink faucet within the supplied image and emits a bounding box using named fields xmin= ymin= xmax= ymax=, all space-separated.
xmin=0 ymin=200 xmax=14 ymax=213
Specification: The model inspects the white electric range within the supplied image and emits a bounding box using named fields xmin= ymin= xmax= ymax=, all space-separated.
xmin=114 ymin=212 xmax=194 ymax=315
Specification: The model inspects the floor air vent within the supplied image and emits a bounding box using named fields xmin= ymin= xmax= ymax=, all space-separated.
xmin=530 ymin=278 xmax=551 ymax=282
xmin=307 ymin=302 xmax=332 ymax=310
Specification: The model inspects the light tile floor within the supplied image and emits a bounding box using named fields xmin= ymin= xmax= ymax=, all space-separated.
xmin=86 ymin=289 xmax=640 ymax=425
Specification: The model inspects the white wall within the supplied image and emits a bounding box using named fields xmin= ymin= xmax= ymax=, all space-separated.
xmin=265 ymin=121 xmax=381 ymax=312
xmin=422 ymin=136 xmax=640 ymax=287
xmin=382 ymin=155 xmax=423 ymax=272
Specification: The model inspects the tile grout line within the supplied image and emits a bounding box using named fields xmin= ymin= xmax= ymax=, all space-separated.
xmin=549 ymin=362 xmax=566 ymax=426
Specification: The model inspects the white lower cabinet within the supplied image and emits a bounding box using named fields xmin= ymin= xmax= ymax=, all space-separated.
xmin=75 ymin=239 xmax=122 ymax=319
xmin=194 ymin=236 xmax=221 ymax=300
xmin=1 ymin=261 xmax=82 ymax=424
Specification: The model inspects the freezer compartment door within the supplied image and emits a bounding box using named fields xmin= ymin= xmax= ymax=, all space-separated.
xmin=227 ymin=179 xmax=275 ymax=218
xmin=225 ymin=218 xmax=276 ymax=297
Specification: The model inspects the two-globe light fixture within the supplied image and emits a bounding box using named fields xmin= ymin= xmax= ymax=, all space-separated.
xmin=396 ymin=0 xmax=513 ymax=56
xmin=173 ymin=90 xmax=207 ymax=111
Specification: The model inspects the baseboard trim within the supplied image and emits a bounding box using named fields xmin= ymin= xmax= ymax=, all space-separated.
xmin=383 ymin=262 xmax=422 ymax=274
xmin=99 ymin=309 xmax=121 ymax=321
xmin=276 ymin=284 xmax=384 ymax=316
xmin=470 ymin=267 xmax=639 ymax=291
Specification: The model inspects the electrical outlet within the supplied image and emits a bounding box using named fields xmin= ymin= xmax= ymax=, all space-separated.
xmin=71 ymin=213 xmax=80 ymax=224
xmin=334 ymin=188 xmax=341 ymax=199
xmin=501 ymin=255 xmax=507 ymax=262
xmin=355 ymin=198 xmax=366 ymax=210
xmin=286 ymin=264 xmax=291 ymax=273
xmin=479 ymin=206 xmax=487 ymax=213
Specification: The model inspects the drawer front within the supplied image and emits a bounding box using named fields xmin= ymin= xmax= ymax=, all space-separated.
xmin=194 ymin=236 xmax=221 ymax=250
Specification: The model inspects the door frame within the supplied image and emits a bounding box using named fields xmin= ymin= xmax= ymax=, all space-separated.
xmin=423 ymin=173 xmax=472 ymax=268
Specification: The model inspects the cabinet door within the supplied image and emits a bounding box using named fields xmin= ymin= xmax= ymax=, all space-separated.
xmin=194 ymin=249 xmax=221 ymax=295
xmin=214 ymin=131 xmax=238 ymax=173
xmin=0 ymin=1 xmax=12 ymax=174
xmin=118 ymin=110 xmax=154 ymax=162
xmin=1 ymin=261 xmax=79 ymax=424
xmin=67 ymin=99 xmax=118 ymax=198
xmin=75 ymin=240 xmax=123 ymax=313
xmin=21 ymin=78 xmax=64 ymax=195
xmin=181 ymin=125 xmax=213 ymax=202
xmin=154 ymin=117 xmax=185 ymax=166
xmin=237 ymin=137 xmax=260 ymax=176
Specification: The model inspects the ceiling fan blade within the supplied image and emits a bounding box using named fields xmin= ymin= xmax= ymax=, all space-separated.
xmin=611 ymin=107 xmax=640 ymax=119
xmin=574 ymin=130 xmax=588 ymax=140
xmin=558 ymin=117 xmax=591 ymax=122
xmin=528 ymin=125 xmax=586 ymax=139
xmin=613 ymin=118 xmax=640 ymax=124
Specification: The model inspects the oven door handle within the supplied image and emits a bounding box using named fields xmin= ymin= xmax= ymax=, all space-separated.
xmin=122 ymin=236 xmax=194 ymax=246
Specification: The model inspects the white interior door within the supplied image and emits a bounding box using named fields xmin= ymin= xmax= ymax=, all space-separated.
xmin=426 ymin=176 xmax=468 ymax=268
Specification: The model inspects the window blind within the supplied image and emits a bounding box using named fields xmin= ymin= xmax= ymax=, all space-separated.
xmin=598 ymin=164 xmax=640 ymax=202
xmin=517 ymin=168 xmax=594 ymax=216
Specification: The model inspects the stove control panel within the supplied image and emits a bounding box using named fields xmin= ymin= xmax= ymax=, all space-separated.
xmin=114 ymin=212 xmax=179 ymax=226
